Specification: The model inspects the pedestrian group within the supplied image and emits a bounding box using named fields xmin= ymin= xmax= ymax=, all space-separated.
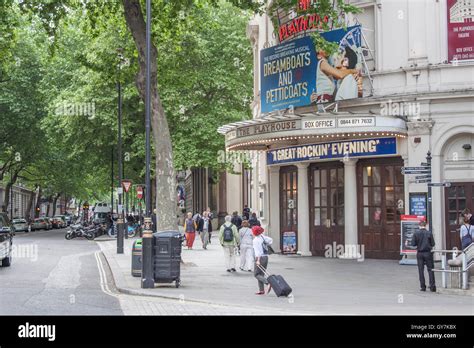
xmin=183 ymin=208 xmax=274 ymax=294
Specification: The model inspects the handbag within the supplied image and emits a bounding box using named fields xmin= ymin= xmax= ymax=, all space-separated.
xmin=461 ymin=224 xmax=473 ymax=249
xmin=261 ymin=235 xmax=275 ymax=255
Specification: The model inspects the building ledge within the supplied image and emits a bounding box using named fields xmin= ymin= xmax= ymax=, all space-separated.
xmin=219 ymin=112 xmax=407 ymax=151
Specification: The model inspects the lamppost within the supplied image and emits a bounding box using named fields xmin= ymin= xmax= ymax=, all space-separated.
xmin=117 ymin=49 xmax=125 ymax=254
xmin=142 ymin=0 xmax=154 ymax=289
xmin=111 ymin=146 xmax=114 ymax=215
xmin=10 ymin=168 xmax=13 ymax=220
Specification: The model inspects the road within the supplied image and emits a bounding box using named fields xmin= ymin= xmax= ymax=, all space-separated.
xmin=0 ymin=229 xmax=284 ymax=315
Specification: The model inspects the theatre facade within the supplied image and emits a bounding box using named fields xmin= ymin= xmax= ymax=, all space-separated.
xmin=219 ymin=0 xmax=474 ymax=260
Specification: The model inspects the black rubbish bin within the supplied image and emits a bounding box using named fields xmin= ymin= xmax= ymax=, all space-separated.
xmin=131 ymin=239 xmax=142 ymax=277
xmin=153 ymin=230 xmax=182 ymax=288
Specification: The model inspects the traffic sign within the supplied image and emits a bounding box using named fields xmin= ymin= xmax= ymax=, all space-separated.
xmin=122 ymin=180 xmax=132 ymax=193
xmin=402 ymin=166 xmax=431 ymax=171
xmin=428 ymin=182 xmax=451 ymax=187
xmin=415 ymin=174 xmax=432 ymax=179
xmin=136 ymin=186 xmax=143 ymax=199
xmin=416 ymin=179 xmax=431 ymax=183
xmin=402 ymin=169 xmax=431 ymax=175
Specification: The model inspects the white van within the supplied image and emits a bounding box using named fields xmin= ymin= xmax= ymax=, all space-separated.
xmin=93 ymin=203 xmax=111 ymax=224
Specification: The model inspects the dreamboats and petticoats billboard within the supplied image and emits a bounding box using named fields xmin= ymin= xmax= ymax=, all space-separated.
xmin=260 ymin=25 xmax=363 ymax=114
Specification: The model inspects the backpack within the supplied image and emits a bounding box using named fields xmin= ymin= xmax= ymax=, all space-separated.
xmin=261 ymin=236 xmax=274 ymax=255
xmin=223 ymin=224 xmax=234 ymax=242
xmin=461 ymin=224 xmax=473 ymax=249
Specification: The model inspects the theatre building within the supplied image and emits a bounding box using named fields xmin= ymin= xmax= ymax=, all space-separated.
xmin=218 ymin=0 xmax=474 ymax=259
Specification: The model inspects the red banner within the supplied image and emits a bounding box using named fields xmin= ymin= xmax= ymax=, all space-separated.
xmin=447 ymin=0 xmax=474 ymax=62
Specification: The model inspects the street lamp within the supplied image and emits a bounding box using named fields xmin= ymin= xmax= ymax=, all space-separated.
xmin=117 ymin=49 xmax=125 ymax=254
xmin=142 ymin=0 xmax=154 ymax=289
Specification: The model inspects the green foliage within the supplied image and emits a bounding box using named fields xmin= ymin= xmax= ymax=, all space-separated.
xmin=0 ymin=0 xmax=254 ymax=204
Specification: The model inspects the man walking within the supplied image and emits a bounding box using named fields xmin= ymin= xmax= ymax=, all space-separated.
xmin=231 ymin=211 xmax=242 ymax=230
xmin=219 ymin=215 xmax=240 ymax=272
xmin=197 ymin=211 xmax=212 ymax=250
xmin=411 ymin=220 xmax=436 ymax=292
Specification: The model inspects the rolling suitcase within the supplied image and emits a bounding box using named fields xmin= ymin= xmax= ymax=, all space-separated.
xmin=257 ymin=264 xmax=292 ymax=297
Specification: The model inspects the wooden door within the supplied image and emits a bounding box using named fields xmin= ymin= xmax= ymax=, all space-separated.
xmin=357 ymin=158 xmax=404 ymax=259
xmin=309 ymin=162 xmax=345 ymax=256
xmin=445 ymin=183 xmax=474 ymax=250
xmin=280 ymin=166 xmax=298 ymax=250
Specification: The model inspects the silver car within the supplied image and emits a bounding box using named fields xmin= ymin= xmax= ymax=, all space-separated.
xmin=0 ymin=213 xmax=13 ymax=267
xmin=12 ymin=218 xmax=29 ymax=233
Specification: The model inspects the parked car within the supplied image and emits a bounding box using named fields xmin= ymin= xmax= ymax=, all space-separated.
xmin=12 ymin=218 xmax=29 ymax=233
xmin=31 ymin=218 xmax=48 ymax=231
xmin=41 ymin=218 xmax=52 ymax=230
xmin=53 ymin=215 xmax=67 ymax=229
xmin=0 ymin=212 xmax=13 ymax=267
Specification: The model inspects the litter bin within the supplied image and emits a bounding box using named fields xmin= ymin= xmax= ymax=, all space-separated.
xmin=153 ymin=231 xmax=182 ymax=288
xmin=131 ymin=239 xmax=142 ymax=277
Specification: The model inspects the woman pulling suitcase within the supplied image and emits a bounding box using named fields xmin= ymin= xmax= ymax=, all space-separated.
xmin=252 ymin=226 xmax=273 ymax=295
xmin=252 ymin=225 xmax=293 ymax=297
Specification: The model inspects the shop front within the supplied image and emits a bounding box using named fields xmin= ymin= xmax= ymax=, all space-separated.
xmin=219 ymin=112 xmax=408 ymax=260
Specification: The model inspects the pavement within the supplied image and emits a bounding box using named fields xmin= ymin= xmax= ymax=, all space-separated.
xmin=98 ymin=232 xmax=474 ymax=315
xmin=2 ymin=229 xmax=298 ymax=315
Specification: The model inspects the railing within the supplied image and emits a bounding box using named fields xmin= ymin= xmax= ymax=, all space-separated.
xmin=431 ymin=243 xmax=473 ymax=290
xmin=431 ymin=243 xmax=474 ymax=290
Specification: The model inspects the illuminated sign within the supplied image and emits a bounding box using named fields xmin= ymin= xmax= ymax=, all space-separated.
xmin=278 ymin=13 xmax=329 ymax=42
xmin=267 ymin=137 xmax=397 ymax=165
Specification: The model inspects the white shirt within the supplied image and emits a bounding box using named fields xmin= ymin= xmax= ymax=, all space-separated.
xmin=316 ymin=59 xmax=335 ymax=96
xmin=253 ymin=234 xmax=273 ymax=258
xmin=335 ymin=74 xmax=358 ymax=101
xmin=239 ymin=227 xmax=253 ymax=247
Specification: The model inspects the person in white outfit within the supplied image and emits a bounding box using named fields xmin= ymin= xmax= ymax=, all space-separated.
xmin=239 ymin=220 xmax=254 ymax=272
xmin=252 ymin=225 xmax=273 ymax=295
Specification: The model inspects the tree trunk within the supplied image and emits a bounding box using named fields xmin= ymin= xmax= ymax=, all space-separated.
xmin=34 ymin=186 xmax=42 ymax=218
xmin=46 ymin=195 xmax=53 ymax=217
xmin=52 ymin=193 xmax=61 ymax=216
xmin=2 ymin=182 xmax=12 ymax=213
xmin=64 ymin=196 xmax=70 ymax=213
xmin=25 ymin=184 xmax=38 ymax=222
xmin=123 ymin=0 xmax=177 ymax=231
xmin=1 ymin=169 xmax=20 ymax=213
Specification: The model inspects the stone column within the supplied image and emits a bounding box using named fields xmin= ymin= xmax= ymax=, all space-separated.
xmin=296 ymin=163 xmax=311 ymax=256
xmin=268 ymin=166 xmax=281 ymax=252
xmin=341 ymin=158 xmax=359 ymax=259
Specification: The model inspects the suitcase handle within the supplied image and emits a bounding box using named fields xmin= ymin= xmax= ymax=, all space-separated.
xmin=256 ymin=263 xmax=270 ymax=278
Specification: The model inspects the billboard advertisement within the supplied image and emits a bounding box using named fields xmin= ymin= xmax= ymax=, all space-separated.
xmin=260 ymin=25 xmax=363 ymax=114
xmin=447 ymin=0 xmax=474 ymax=62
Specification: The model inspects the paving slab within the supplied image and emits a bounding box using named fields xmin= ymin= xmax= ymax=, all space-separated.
xmin=97 ymin=233 xmax=474 ymax=315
